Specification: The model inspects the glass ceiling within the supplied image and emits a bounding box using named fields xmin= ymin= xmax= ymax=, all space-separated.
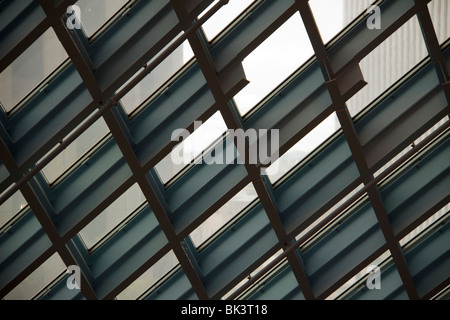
xmin=0 ymin=0 xmax=449 ymax=301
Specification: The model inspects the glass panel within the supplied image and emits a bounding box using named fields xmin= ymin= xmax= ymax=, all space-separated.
xmin=0 ymin=28 xmax=68 ymax=113
xmin=74 ymin=0 xmax=129 ymax=38
xmin=79 ymin=183 xmax=146 ymax=249
xmin=116 ymin=250 xmax=179 ymax=300
xmin=346 ymin=16 xmax=428 ymax=117
xmin=296 ymin=183 xmax=365 ymax=251
xmin=399 ymin=203 xmax=449 ymax=248
xmin=222 ymin=249 xmax=284 ymax=300
xmin=41 ymin=117 xmax=110 ymax=184
xmin=374 ymin=115 xmax=449 ymax=179
xmin=201 ymin=0 xmax=256 ymax=41
xmin=234 ymin=12 xmax=314 ymax=116
xmin=326 ymin=250 xmax=391 ymax=300
xmin=120 ymin=39 xmax=194 ymax=115
xmin=4 ymin=252 xmax=66 ymax=300
xmin=428 ymin=0 xmax=450 ymax=45
xmin=310 ymin=0 xmax=375 ymax=45
xmin=190 ymin=183 xmax=258 ymax=248
xmin=155 ymin=111 xmax=228 ymax=185
xmin=0 ymin=189 xmax=27 ymax=230
xmin=266 ymin=113 xmax=340 ymax=184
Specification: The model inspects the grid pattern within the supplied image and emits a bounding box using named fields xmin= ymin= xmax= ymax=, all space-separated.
xmin=0 ymin=0 xmax=449 ymax=300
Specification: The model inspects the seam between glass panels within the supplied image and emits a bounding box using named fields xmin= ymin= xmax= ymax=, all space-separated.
xmin=84 ymin=0 xmax=137 ymax=44
xmin=0 ymin=206 xmax=30 ymax=235
xmin=127 ymin=57 xmax=197 ymax=121
xmin=322 ymin=0 xmax=383 ymax=50
xmin=45 ymin=132 xmax=113 ymax=190
xmin=377 ymin=128 xmax=450 ymax=190
xmin=83 ymin=200 xmax=148 ymax=255
xmin=33 ymin=270 xmax=67 ymax=300
xmin=241 ymin=54 xmax=317 ymax=122
xmin=195 ymin=195 xmax=260 ymax=254
xmin=207 ymin=0 xmax=263 ymax=47
xmin=3 ymin=58 xmax=71 ymax=118
xmin=401 ymin=210 xmax=449 ymax=253
xmin=138 ymin=263 xmax=182 ymax=300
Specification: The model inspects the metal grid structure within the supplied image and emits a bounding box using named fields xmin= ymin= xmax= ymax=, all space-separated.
xmin=0 ymin=0 xmax=449 ymax=300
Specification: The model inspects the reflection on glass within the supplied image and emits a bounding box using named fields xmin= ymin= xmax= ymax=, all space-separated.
xmin=120 ymin=39 xmax=193 ymax=115
xmin=0 ymin=28 xmax=68 ymax=113
xmin=190 ymin=183 xmax=258 ymax=248
xmin=116 ymin=250 xmax=179 ymax=300
xmin=79 ymin=183 xmax=146 ymax=249
xmin=0 ymin=189 xmax=27 ymax=230
xmin=74 ymin=0 xmax=129 ymax=38
xmin=266 ymin=113 xmax=340 ymax=184
xmin=310 ymin=0 xmax=374 ymax=45
xmin=41 ymin=117 xmax=109 ymax=184
xmin=155 ymin=112 xmax=228 ymax=185
xmin=4 ymin=252 xmax=66 ymax=300
xmin=346 ymin=16 xmax=428 ymax=117
xmin=201 ymin=0 xmax=256 ymax=41
xmin=234 ymin=12 xmax=314 ymax=116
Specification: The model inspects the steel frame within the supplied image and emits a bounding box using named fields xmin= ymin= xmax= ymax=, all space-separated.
xmin=0 ymin=0 xmax=448 ymax=300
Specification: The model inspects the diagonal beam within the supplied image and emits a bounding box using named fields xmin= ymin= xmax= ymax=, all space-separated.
xmin=0 ymin=0 xmax=228 ymax=208
xmin=36 ymin=0 xmax=230 ymax=301
xmin=0 ymin=138 xmax=97 ymax=299
xmin=225 ymin=117 xmax=449 ymax=299
xmin=170 ymin=0 xmax=315 ymax=300
xmin=296 ymin=0 xmax=420 ymax=300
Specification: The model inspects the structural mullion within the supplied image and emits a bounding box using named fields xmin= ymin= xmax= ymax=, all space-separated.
xmin=415 ymin=0 xmax=450 ymax=103
xmin=37 ymin=0 xmax=211 ymax=300
xmin=297 ymin=0 xmax=420 ymax=300
xmin=103 ymin=108 xmax=210 ymax=300
xmin=0 ymin=139 xmax=97 ymax=300
xmin=171 ymin=0 xmax=315 ymax=300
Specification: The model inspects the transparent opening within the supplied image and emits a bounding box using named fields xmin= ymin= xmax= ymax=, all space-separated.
xmin=120 ymin=39 xmax=194 ymax=115
xmin=3 ymin=252 xmax=66 ymax=300
xmin=155 ymin=112 xmax=228 ymax=185
xmin=309 ymin=0 xmax=375 ymax=45
xmin=0 ymin=28 xmax=68 ymax=113
xmin=73 ymin=0 xmax=129 ymax=38
xmin=190 ymin=183 xmax=258 ymax=248
xmin=201 ymin=0 xmax=256 ymax=41
xmin=79 ymin=183 xmax=146 ymax=250
xmin=428 ymin=0 xmax=450 ymax=45
xmin=266 ymin=113 xmax=340 ymax=184
xmin=41 ymin=117 xmax=110 ymax=185
xmin=234 ymin=12 xmax=314 ymax=116
xmin=116 ymin=250 xmax=179 ymax=300
xmin=347 ymin=15 xmax=428 ymax=117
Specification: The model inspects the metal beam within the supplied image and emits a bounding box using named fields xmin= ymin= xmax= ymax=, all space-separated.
xmin=170 ymin=0 xmax=315 ymax=300
xmin=226 ymin=117 xmax=449 ymax=300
